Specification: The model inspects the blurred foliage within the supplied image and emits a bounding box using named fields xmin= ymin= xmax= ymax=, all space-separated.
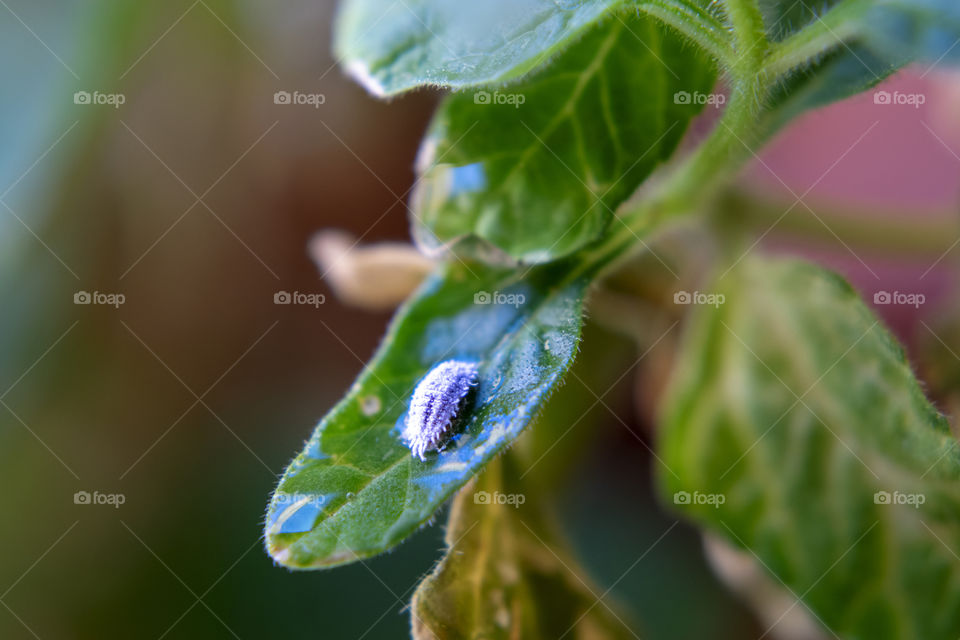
xmin=0 ymin=1 xmax=758 ymax=638
xmin=662 ymin=257 xmax=960 ymax=639
xmin=5 ymin=0 xmax=960 ymax=638
xmin=1 ymin=1 xmax=442 ymax=638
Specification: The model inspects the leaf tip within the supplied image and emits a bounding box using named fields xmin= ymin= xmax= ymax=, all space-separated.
xmin=266 ymin=532 xmax=367 ymax=571
xmin=268 ymin=544 xmax=292 ymax=566
xmin=343 ymin=59 xmax=388 ymax=98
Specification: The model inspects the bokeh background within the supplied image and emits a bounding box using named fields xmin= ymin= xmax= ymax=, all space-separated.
xmin=1 ymin=1 xmax=958 ymax=638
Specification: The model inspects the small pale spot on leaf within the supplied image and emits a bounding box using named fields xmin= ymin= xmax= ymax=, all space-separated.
xmin=360 ymin=394 xmax=382 ymax=416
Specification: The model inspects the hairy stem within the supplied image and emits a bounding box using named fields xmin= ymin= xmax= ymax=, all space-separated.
xmin=762 ymin=0 xmax=870 ymax=80
xmin=723 ymin=0 xmax=769 ymax=75
xmin=636 ymin=0 xmax=735 ymax=66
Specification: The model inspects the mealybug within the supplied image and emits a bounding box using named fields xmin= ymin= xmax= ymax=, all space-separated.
xmin=402 ymin=360 xmax=479 ymax=461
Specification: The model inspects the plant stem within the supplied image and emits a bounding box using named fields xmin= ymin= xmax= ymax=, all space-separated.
xmin=579 ymin=0 xmax=909 ymax=280
xmin=723 ymin=0 xmax=769 ymax=75
xmin=636 ymin=0 xmax=735 ymax=66
xmin=715 ymin=189 xmax=960 ymax=256
xmin=624 ymin=0 xmax=771 ymax=225
xmin=762 ymin=0 xmax=869 ymax=81
xmin=658 ymin=80 xmax=765 ymax=211
xmin=577 ymin=78 xmax=768 ymax=279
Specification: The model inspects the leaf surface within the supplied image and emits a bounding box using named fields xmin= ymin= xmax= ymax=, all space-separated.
xmin=266 ymin=259 xmax=588 ymax=568
xmin=761 ymin=0 xmax=960 ymax=136
xmin=412 ymin=13 xmax=717 ymax=263
xmin=335 ymin=0 xmax=728 ymax=96
xmin=659 ymin=257 xmax=960 ymax=640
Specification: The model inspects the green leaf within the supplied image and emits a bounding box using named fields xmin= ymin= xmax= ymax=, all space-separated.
xmin=334 ymin=0 xmax=730 ymax=97
xmin=410 ymin=322 xmax=646 ymax=638
xmin=411 ymin=13 xmax=717 ymax=263
xmin=411 ymin=454 xmax=636 ymax=640
xmin=769 ymin=0 xmax=960 ymax=65
xmin=761 ymin=45 xmax=890 ymax=137
xmin=658 ymin=256 xmax=960 ymax=639
xmin=761 ymin=0 xmax=960 ymax=136
xmin=265 ymin=258 xmax=589 ymax=569
xmin=758 ymin=0 xmax=845 ymax=42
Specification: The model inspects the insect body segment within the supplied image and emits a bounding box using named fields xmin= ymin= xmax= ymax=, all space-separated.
xmin=402 ymin=360 xmax=479 ymax=461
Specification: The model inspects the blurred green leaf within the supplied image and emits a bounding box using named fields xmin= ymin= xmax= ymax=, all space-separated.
xmin=758 ymin=0 xmax=844 ymax=41
xmin=659 ymin=256 xmax=960 ymax=640
xmin=412 ymin=453 xmax=636 ymax=640
xmin=266 ymin=258 xmax=588 ymax=568
xmin=334 ymin=0 xmax=729 ymax=97
xmin=772 ymin=0 xmax=960 ymax=63
xmin=411 ymin=14 xmax=716 ymax=263
xmin=761 ymin=0 xmax=960 ymax=136
xmin=762 ymin=45 xmax=887 ymax=137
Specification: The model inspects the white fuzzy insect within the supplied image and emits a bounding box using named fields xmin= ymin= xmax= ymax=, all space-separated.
xmin=402 ymin=360 xmax=479 ymax=461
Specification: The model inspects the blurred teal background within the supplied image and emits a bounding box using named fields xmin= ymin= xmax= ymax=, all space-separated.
xmin=0 ymin=2 xmax=447 ymax=638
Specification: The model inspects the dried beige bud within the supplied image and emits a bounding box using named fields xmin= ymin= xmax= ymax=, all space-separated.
xmin=309 ymin=230 xmax=434 ymax=310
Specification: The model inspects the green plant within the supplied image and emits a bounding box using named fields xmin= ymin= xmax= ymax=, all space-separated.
xmin=265 ymin=1 xmax=960 ymax=637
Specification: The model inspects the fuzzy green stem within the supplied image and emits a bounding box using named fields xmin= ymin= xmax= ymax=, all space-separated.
xmin=762 ymin=0 xmax=870 ymax=81
xmin=723 ymin=0 xmax=770 ymax=75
